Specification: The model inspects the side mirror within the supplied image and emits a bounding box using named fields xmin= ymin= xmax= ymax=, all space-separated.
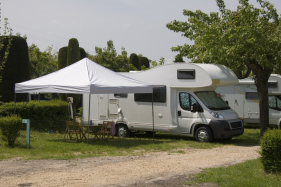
xmin=226 ymin=100 xmax=229 ymax=105
xmin=191 ymin=103 xmax=198 ymax=113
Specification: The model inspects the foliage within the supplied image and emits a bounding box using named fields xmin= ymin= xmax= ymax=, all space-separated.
xmin=166 ymin=0 xmax=281 ymax=136
xmin=0 ymin=115 xmax=22 ymax=147
xmin=129 ymin=53 xmax=139 ymax=70
xmin=80 ymin=47 xmax=86 ymax=59
xmin=0 ymin=36 xmax=30 ymax=102
xmin=151 ymin=57 xmax=165 ymax=68
xmin=260 ymin=129 xmax=281 ymax=173
xmin=0 ymin=100 xmax=68 ymax=133
xmin=92 ymin=40 xmax=129 ymax=72
xmin=67 ymin=38 xmax=81 ymax=66
xmin=29 ymin=44 xmax=58 ymax=79
xmin=174 ymin=54 xmax=184 ymax=62
xmin=185 ymin=159 xmax=281 ymax=187
xmin=58 ymin=47 xmax=68 ymax=70
xmin=139 ymin=56 xmax=150 ymax=69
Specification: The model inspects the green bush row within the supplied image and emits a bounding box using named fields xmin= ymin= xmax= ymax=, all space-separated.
xmin=0 ymin=100 xmax=68 ymax=133
xmin=0 ymin=115 xmax=22 ymax=147
xmin=260 ymin=129 xmax=281 ymax=173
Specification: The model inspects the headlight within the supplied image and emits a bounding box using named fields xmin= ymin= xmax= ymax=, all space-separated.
xmin=210 ymin=111 xmax=224 ymax=119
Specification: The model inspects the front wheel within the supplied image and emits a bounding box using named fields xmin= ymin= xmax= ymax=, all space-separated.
xmin=195 ymin=126 xmax=213 ymax=142
xmin=115 ymin=124 xmax=130 ymax=138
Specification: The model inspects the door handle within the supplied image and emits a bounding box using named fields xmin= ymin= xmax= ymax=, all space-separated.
xmin=178 ymin=111 xmax=181 ymax=116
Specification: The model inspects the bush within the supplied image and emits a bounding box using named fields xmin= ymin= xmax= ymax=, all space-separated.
xmin=0 ymin=100 xmax=68 ymax=133
xmin=129 ymin=53 xmax=139 ymax=70
xmin=0 ymin=115 xmax=22 ymax=147
xmin=260 ymin=129 xmax=281 ymax=173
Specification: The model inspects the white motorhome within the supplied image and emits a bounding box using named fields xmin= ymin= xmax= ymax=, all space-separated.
xmin=216 ymin=74 xmax=281 ymax=126
xmin=82 ymin=63 xmax=244 ymax=142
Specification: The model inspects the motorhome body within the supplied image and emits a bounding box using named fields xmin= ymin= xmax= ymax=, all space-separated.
xmin=82 ymin=63 xmax=244 ymax=142
xmin=216 ymin=74 xmax=281 ymax=126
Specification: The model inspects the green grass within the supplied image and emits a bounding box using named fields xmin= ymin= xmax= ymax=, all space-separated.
xmin=0 ymin=128 xmax=260 ymax=160
xmin=185 ymin=158 xmax=281 ymax=187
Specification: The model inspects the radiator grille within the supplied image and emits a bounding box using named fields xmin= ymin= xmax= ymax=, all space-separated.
xmin=230 ymin=121 xmax=243 ymax=129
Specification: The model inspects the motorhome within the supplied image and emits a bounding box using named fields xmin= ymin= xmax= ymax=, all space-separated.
xmin=216 ymin=74 xmax=281 ymax=126
xmin=82 ymin=63 xmax=244 ymax=142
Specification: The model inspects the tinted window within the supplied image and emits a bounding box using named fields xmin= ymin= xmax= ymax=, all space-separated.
xmin=179 ymin=92 xmax=199 ymax=111
xmin=245 ymin=92 xmax=258 ymax=100
xmin=177 ymin=70 xmax=195 ymax=79
xmin=114 ymin=94 xmax=127 ymax=98
xmin=269 ymin=95 xmax=281 ymax=111
xmin=134 ymin=85 xmax=166 ymax=103
xmin=268 ymin=82 xmax=278 ymax=88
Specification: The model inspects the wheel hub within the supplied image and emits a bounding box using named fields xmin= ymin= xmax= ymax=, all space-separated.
xmin=198 ymin=130 xmax=208 ymax=141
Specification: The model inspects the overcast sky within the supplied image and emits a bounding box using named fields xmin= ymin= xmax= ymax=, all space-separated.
xmin=2 ymin=0 xmax=281 ymax=62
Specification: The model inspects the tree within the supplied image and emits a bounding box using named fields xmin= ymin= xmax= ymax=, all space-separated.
xmin=67 ymin=38 xmax=80 ymax=66
xmin=151 ymin=57 xmax=165 ymax=68
xmin=0 ymin=36 xmax=30 ymax=102
xmin=93 ymin=40 xmax=129 ymax=72
xmin=29 ymin=44 xmax=58 ymax=79
xmin=0 ymin=4 xmax=13 ymax=100
xmin=129 ymin=53 xmax=139 ymax=70
xmin=173 ymin=54 xmax=184 ymax=63
xmin=166 ymin=0 xmax=281 ymax=136
xmin=139 ymin=56 xmax=150 ymax=69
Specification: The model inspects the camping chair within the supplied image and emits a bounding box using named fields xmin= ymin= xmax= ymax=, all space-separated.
xmin=100 ymin=121 xmax=114 ymax=141
xmin=65 ymin=120 xmax=81 ymax=142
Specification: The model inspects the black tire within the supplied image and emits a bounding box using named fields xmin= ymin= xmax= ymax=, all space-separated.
xmin=115 ymin=124 xmax=130 ymax=138
xmin=145 ymin=131 xmax=156 ymax=135
xmin=195 ymin=126 xmax=213 ymax=142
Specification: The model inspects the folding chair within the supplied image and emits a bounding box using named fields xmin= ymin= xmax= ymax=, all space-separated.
xmin=100 ymin=121 xmax=114 ymax=141
xmin=65 ymin=121 xmax=81 ymax=142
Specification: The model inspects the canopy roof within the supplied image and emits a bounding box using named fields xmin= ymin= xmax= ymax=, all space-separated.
xmin=15 ymin=58 xmax=153 ymax=94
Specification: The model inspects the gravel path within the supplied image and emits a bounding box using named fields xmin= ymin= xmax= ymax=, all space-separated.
xmin=0 ymin=145 xmax=260 ymax=187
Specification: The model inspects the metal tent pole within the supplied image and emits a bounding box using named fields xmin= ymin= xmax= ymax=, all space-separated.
xmin=87 ymin=94 xmax=91 ymax=145
xmin=152 ymin=93 xmax=154 ymax=141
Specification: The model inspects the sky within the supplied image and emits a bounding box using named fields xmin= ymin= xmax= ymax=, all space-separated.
xmin=2 ymin=0 xmax=281 ymax=62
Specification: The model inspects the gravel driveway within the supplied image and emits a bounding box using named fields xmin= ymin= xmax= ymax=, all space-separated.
xmin=0 ymin=145 xmax=260 ymax=187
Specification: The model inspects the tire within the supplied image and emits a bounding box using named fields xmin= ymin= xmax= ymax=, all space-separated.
xmin=195 ymin=126 xmax=213 ymax=142
xmin=145 ymin=131 xmax=156 ymax=135
xmin=115 ymin=124 xmax=130 ymax=138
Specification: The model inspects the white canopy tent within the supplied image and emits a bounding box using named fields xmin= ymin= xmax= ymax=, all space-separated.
xmin=15 ymin=58 xmax=154 ymax=141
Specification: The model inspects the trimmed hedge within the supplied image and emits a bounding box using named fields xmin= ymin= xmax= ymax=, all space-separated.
xmin=0 ymin=100 xmax=68 ymax=133
xmin=260 ymin=129 xmax=281 ymax=173
xmin=129 ymin=53 xmax=139 ymax=70
xmin=139 ymin=56 xmax=150 ymax=68
xmin=0 ymin=115 xmax=22 ymax=147
xmin=0 ymin=36 xmax=30 ymax=102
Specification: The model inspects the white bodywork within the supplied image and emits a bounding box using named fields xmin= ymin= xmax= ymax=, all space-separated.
xmin=83 ymin=63 xmax=244 ymax=138
xmin=216 ymin=74 xmax=281 ymax=126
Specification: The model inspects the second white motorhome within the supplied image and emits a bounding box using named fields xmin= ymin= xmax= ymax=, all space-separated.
xmin=216 ymin=74 xmax=281 ymax=126
xmin=83 ymin=63 xmax=244 ymax=142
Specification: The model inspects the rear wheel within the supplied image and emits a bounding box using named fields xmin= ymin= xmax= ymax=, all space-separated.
xmin=195 ymin=126 xmax=213 ymax=142
xmin=116 ymin=124 xmax=130 ymax=138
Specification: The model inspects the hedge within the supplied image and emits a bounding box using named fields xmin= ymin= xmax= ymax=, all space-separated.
xmin=0 ymin=100 xmax=69 ymax=133
xmin=260 ymin=129 xmax=281 ymax=173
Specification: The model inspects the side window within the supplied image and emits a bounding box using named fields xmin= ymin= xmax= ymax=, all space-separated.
xmin=179 ymin=92 xmax=198 ymax=111
xmin=134 ymin=85 xmax=166 ymax=103
xmin=245 ymin=92 xmax=258 ymax=100
xmin=114 ymin=94 xmax=127 ymax=98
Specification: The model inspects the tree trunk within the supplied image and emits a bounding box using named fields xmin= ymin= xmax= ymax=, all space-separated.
xmin=254 ymin=70 xmax=271 ymax=136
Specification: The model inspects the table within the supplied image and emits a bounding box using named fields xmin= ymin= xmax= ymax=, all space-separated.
xmin=80 ymin=125 xmax=103 ymax=141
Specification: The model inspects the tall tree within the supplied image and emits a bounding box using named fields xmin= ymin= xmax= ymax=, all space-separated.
xmin=166 ymin=0 xmax=281 ymax=136
xmin=29 ymin=44 xmax=58 ymax=79
xmin=129 ymin=53 xmax=139 ymax=70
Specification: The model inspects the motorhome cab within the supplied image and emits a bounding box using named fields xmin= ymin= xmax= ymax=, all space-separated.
xmin=216 ymin=74 xmax=281 ymax=126
xmin=83 ymin=63 xmax=244 ymax=142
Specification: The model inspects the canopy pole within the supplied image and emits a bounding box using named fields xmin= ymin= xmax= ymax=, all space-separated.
xmin=14 ymin=92 xmax=17 ymax=114
xmin=152 ymin=93 xmax=154 ymax=141
xmin=87 ymin=94 xmax=91 ymax=146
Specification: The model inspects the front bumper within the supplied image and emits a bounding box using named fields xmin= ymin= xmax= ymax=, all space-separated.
xmin=209 ymin=119 xmax=244 ymax=139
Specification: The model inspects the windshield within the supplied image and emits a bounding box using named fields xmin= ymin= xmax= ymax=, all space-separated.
xmin=195 ymin=91 xmax=230 ymax=110
xmin=269 ymin=95 xmax=281 ymax=111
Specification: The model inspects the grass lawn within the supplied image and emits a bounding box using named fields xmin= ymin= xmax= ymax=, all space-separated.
xmin=0 ymin=127 xmax=260 ymax=160
xmin=184 ymin=158 xmax=281 ymax=187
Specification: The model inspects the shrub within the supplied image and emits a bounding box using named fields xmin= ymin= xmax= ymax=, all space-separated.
xmin=139 ymin=56 xmax=150 ymax=69
xmin=0 ymin=115 xmax=22 ymax=147
xmin=0 ymin=36 xmax=30 ymax=102
xmin=260 ymin=129 xmax=281 ymax=173
xmin=0 ymin=100 xmax=68 ymax=133
xmin=129 ymin=53 xmax=139 ymax=70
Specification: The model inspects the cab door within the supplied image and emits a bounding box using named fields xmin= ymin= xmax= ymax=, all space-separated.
xmin=177 ymin=91 xmax=199 ymax=134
